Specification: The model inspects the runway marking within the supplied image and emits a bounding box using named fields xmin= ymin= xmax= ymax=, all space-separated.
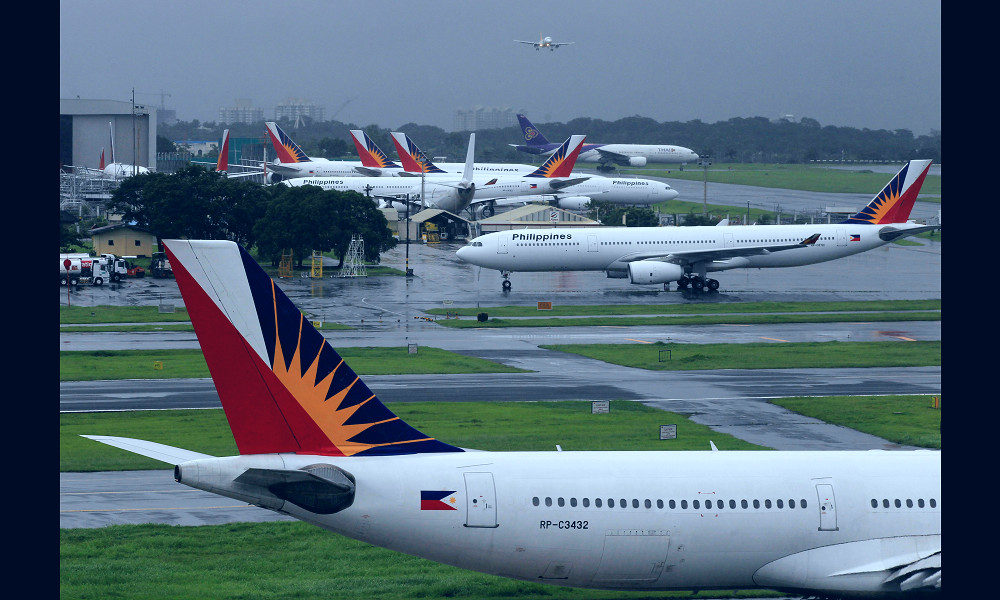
xmin=759 ymin=337 xmax=790 ymax=342
xmin=624 ymin=338 xmax=654 ymax=344
xmin=61 ymin=505 xmax=251 ymax=513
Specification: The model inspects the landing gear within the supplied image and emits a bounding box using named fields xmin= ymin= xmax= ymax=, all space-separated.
xmin=675 ymin=274 xmax=719 ymax=292
xmin=501 ymin=271 xmax=512 ymax=291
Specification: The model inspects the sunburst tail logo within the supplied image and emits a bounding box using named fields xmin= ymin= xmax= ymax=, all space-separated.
xmin=166 ymin=240 xmax=464 ymax=457
xmin=841 ymin=160 xmax=931 ymax=225
xmin=526 ymin=135 xmax=586 ymax=178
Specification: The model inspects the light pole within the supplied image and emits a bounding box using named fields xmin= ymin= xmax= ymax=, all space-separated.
xmin=698 ymin=156 xmax=712 ymax=215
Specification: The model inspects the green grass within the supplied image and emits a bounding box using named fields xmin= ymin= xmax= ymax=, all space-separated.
xmin=772 ymin=395 xmax=941 ymax=449
xmin=621 ymin=162 xmax=942 ymax=198
xmin=539 ymin=341 xmax=940 ymax=371
xmin=60 ymin=305 xmax=192 ymax=324
xmin=427 ymin=299 xmax=940 ymax=317
xmin=59 ymin=521 xmax=781 ymax=600
xmin=59 ymin=347 xmax=529 ymax=382
xmin=436 ymin=311 xmax=940 ymax=328
xmin=62 ymin=401 xmax=761 ymax=471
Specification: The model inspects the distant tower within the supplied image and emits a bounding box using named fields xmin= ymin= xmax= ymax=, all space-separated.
xmin=339 ymin=235 xmax=367 ymax=277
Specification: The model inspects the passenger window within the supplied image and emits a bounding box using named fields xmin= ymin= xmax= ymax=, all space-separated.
xmin=800 ymin=499 xmax=807 ymax=508
xmin=930 ymin=499 xmax=937 ymax=508
xmin=545 ymin=497 xmax=552 ymax=507
xmin=608 ymin=498 xmax=614 ymax=508
xmin=669 ymin=500 xmax=676 ymax=509
xmin=906 ymin=499 xmax=913 ymax=508
xmin=570 ymin=498 xmax=577 ymax=507
xmin=789 ymin=499 xmax=795 ymax=509
xmin=883 ymin=499 xmax=890 ymax=508
xmin=730 ymin=499 xmax=737 ymax=509
xmin=619 ymin=499 xmax=626 ymax=508
xmin=753 ymin=499 xmax=760 ymax=509
xmin=583 ymin=498 xmax=590 ymax=507
xmin=657 ymin=499 xmax=664 ymax=509
xmin=644 ymin=499 xmax=651 ymax=509
xmin=693 ymin=500 xmax=700 ymax=509
xmin=776 ymin=499 xmax=783 ymax=508
xmin=894 ymin=499 xmax=901 ymax=508
xmin=595 ymin=498 xmax=602 ymax=508
xmin=917 ymin=499 xmax=924 ymax=508
xmin=680 ymin=500 xmax=688 ymax=509
xmin=557 ymin=497 xmax=565 ymax=507
xmin=871 ymin=499 xmax=878 ymax=508
xmin=741 ymin=499 xmax=748 ymax=509
xmin=764 ymin=499 xmax=772 ymax=508
xmin=532 ymin=497 xmax=539 ymax=507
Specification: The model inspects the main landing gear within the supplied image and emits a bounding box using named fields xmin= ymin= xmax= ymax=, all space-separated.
xmin=675 ymin=274 xmax=719 ymax=292
xmin=501 ymin=271 xmax=512 ymax=291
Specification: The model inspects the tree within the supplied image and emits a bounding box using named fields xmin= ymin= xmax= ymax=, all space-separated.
xmin=156 ymin=135 xmax=177 ymax=153
xmin=253 ymin=186 xmax=396 ymax=268
xmin=587 ymin=200 xmax=659 ymax=227
xmin=108 ymin=164 xmax=270 ymax=246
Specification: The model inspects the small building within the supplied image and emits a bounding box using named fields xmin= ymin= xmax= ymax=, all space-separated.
xmin=476 ymin=204 xmax=599 ymax=233
xmin=89 ymin=223 xmax=158 ymax=257
xmin=399 ymin=209 xmax=472 ymax=241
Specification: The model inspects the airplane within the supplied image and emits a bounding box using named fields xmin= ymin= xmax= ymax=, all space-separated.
xmin=263 ymin=122 xmax=391 ymax=181
xmin=349 ymin=129 xmax=405 ymax=176
xmin=457 ymin=160 xmax=938 ymax=291
xmin=83 ymin=237 xmax=941 ymax=598
xmin=516 ymin=33 xmax=574 ymax=50
xmin=101 ymin=121 xmax=151 ymax=179
xmin=285 ymin=134 xmax=591 ymax=219
xmin=389 ymin=131 xmax=678 ymax=213
xmin=212 ymin=129 xmax=267 ymax=180
xmin=511 ymin=114 xmax=699 ymax=170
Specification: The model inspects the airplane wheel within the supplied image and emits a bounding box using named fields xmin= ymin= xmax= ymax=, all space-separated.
xmin=676 ymin=278 xmax=689 ymax=289
xmin=707 ymin=279 xmax=719 ymax=291
xmin=691 ymin=277 xmax=704 ymax=290
xmin=502 ymin=280 xmax=512 ymax=291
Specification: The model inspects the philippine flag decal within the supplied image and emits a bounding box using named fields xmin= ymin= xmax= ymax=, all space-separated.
xmin=421 ymin=490 xmax=459 ymax=510
xmin=850 ymin=234 xmax=861 ymax=242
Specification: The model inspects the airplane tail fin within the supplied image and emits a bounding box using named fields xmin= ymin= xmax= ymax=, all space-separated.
xmin=164 ymin=239 xmax=463 ymax=457
xmin=517 ymin=114 xmax=551 ymax=146
xmin=108 ymin=122 xmax=116 ymax=164
xmin=98 ymin=148 xmax=105 ymax=171
xmin=840 ymin=160 xmax=933 ymax=224
xmin=215 ymin=130 xmax=230 ymax=172
xmin=349 ymin=130 xmax=401 ymax=169
xmin=390 ymin=132 xmax=447 ymax=173
xmin=525 ymin=135 xmax=586 ymax=178
xmin=265 ymin=121 xmax=311 ymax=164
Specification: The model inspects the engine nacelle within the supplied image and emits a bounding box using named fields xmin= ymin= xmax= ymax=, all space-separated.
xmin=627 ymin=260 xmax=683 ymax=285
xmin=554 ymin=196 xmax=591 ymax=210
xmin=266 ymin=172 xmax=284 ymax=184
xmin=629 ymin=156 xmax=647 ymax=167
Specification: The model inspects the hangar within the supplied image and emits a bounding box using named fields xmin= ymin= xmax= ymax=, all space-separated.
xmin=60 ymin=98 xmax=157 ymax=172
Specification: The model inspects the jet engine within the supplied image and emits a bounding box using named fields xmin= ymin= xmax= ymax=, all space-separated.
xmin=552 ymin=196 xmax=591 ymax=210
xmin=266 ymin=172 xmax=284 ymax=184
xmin=627 ymin=260 xmax=683 ymax=285
xmin=629 ymin=156 xmax=647 ymax=167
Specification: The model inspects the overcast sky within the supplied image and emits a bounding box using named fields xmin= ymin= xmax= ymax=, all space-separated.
xmin=60 ymin=0 xmax=941 ymax=135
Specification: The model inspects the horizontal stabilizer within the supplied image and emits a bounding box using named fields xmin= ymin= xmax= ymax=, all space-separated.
xmin=81 ymin=435 xmax=214 ymax=464
xmin=878 ymin=224 xmax=940 ymax=242
xmin=353 ymin=166 xmax=384 ymax=177
xmin=550 ymin=176 xmax=590 ymax=190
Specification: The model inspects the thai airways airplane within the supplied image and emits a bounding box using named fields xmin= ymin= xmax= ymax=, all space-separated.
xmin=457 ymin=160 xmax=937 ymax=291
xmin=516 ymin=33 xmax=574 ymax=50
xmin=83 ymin=238 xmax=941 ymax=598
xmin=285 ymin=134 xmax=591 ymax=218
xmin=264 ymin=122 xmax=388 ymax=181
xmin=511 ymin=114 xmax=699 ymax=170
xmin=390 ymin=131 xmax=678 ymax=214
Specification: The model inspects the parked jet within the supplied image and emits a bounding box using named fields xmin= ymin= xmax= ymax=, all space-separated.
xmin=213 ymin=129 xmax=265 ymax=180
xmin=516 ymin=33 xmax=574 ymax=50
xmin=511 ymin=114 xmax=699 ymax=170
xmin=101 ymin=121 xmax=151 ymax=179
xmin=389 ymin=131 xmax=540 ymax=177
xmin=349 ymin=129 xmax=404 ymax=177
xmin=458 ymin=160 xmax=937 ymax=291
xmin=84 ymin=237 xmax=941 ymax=598
xmin=285 ymin=134 xmax=590 ymax=219
xmin=264 ymin=122 xmax=388 ymax=181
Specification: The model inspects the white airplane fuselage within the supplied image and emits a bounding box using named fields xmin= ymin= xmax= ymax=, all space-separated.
xmin=537 ymin=144 xmax=698 ymax=165
xmin=550 ymin=176 xmax=679 ymax=206
xmin=458 ymin=223 xmax=916 ymax=274
xmin=176 ymin=449 xmax=940 ymax=594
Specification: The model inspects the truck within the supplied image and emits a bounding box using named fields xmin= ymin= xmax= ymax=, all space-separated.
xmin=60 ymin=255 xmax=112 ymax=286
xmin=149 ymin=252 xmax=173 ymax=278
xmin=122 ymin=255 xmax=146 ymax=278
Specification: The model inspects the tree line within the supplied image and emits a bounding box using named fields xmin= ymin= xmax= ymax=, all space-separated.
xmin=159 ymin=114 xmax=941 ymax=165
xmin=103 ymin=165 xmax=397 ymax=267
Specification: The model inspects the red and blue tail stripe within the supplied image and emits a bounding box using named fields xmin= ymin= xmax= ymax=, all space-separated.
xmin=841 ymin=160 xmax=932 ymax=225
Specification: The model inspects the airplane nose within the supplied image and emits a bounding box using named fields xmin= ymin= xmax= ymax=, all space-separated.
xmin=664 ymin=188 xmax=679 ymax=200
xmin=456 ymin=246 xmax=469 ymax=260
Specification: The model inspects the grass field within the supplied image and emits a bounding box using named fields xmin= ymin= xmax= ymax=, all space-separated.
xmin=539 ymin=340 xmax=940 ymax=371
xmin=771 ymin=395 xmax=941 ymax=449
xmin=59 ymin=346 xmax=528 ymax=382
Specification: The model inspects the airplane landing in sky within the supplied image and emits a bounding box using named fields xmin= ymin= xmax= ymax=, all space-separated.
xmin=516 ymin=33 xmax=574 ymax=50
xmin=84 ymin=238 xmax=940 ymax=597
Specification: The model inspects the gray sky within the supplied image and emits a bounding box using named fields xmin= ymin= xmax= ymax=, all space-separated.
xmin=60 ymin=0 xmax=941 ymax=135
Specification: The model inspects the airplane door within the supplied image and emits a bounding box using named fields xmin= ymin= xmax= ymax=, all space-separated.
xmin=463 ymin=472 xmax=498 ymax=528
xmin=724 ymin=233 xmax=734 ymax=248
xmin=588 ymin=235 xmax=599 ymax=252
xmin=594 ymin=529 xmax=670 ymax=584
xmin=498 ymin=234 xmax=508 ymax=254
xmin=836 ymin=229 xmax=848 ymax=246
xmin=816 ymin=484 xmax=839 ymax=531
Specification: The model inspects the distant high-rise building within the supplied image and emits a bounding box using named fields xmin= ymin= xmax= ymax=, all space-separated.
xmin=275 ymin=98 xmax=325 ymax=123
xmin=453 ymin=106 xmax=521 ymax=132
xmin=219 ymin=99 xmax=264 ymax=124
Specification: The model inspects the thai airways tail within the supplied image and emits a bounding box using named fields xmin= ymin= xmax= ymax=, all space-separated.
xmin=389 ymin=132 xmax=447 ymax=174
xmin=517 ymin=114 xmax=551 ymax=147
xmin=162 ymin=239 xmax=464 ymax=457
xmin=525 ymin=135 xmax=587 ymax=178
xmin=265 ymin=121 xmax=311 ymax=164
xmin=215 ymin=130 xmax=230 ymax=172
xmin=349 ymin=130 xmax=401 ymax=170
xmin=840 ymin=160 xmax=933 ymax=224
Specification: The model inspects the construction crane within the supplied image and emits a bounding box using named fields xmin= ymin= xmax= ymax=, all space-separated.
xmin=136 ymin=90 xmax=172 ymax=109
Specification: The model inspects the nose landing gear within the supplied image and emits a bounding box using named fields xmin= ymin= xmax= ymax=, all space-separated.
xmin=501 ymin=271 xmax=512 ymax=291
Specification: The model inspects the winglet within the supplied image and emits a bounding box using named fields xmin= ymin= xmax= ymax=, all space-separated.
xmin=163 ymin=239 xmax=464 ymax=457
xmin=390 ymin=132 xmax=447 ymax=173
xmin=840 ymin=160 xmax=933 ymax=225
xmin=525 ymin=135 xmax=586 ymax=178
xmin=265 ymin=121 xmax=311 ymax=164
xmin=350 ymin=130 xmax=400 ymax=169
xmin=215 ymin=129 xmax=230 ymax=172
xmin=800 ymin=233 xmax=821 ymax=245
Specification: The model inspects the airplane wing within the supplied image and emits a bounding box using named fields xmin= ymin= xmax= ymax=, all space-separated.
xmin=612 ymin=234 xmax=821 ymax=267
xmin=594 ymin=148 xmax=634 ymax=166
xmin=551 ymin=42 xmax=575 ymax=47
xmin=353 ymin=166 xmax=384 ymax=177
xmin=515 ymin=40 xmax=537 ymax=45
xmin=549 ymin=176 xmax=591 ymax=191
